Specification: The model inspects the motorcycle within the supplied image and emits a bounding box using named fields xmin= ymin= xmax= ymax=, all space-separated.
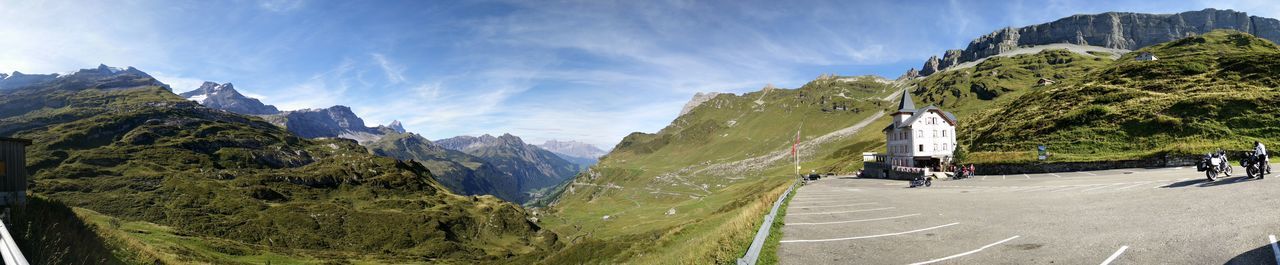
xmin=1242 ymin=152 xmax=1267 ymax=179
xmin=1201 ymin=153 xmax=1231 ymax=181
xmin=909 ymin=175 xmax=932 ymax=188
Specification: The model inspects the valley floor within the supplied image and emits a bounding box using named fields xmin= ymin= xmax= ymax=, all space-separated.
xmin=779 ymin=165 xmax=1280 ymax=264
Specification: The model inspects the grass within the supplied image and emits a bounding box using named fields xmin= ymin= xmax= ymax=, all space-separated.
xmin=961 ymin=30 xmax=1280 ymax=164
xmin=544 ymin=76 xmax=899 ymax=263
xmin=757 ymin=183 xmax=797 ymax=265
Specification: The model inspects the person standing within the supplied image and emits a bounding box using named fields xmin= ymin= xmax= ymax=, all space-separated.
xmin=1257 ymin=141 xmax=1270 ymax=174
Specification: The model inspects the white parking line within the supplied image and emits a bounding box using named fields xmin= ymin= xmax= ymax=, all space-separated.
xmin=1269 ymin=235 xmax=1279 ymax=265
xmin=1022 ymin=174 xmax=1031 ymax=179
xmin=780 ymin=222 xmax=959 ymax=243
xmin=1051 ymin=173 xmax=1063 ymax=178
xmin=1016 ymin=186 xmax=1059 ymax=192
xmin=1080 ymin=183 xmax=1126 ymax=192
xmin=1082 ymin=171 xmax=1098 ymax=176
xmin=1002 ymin=175 xmax=1007 ymax=180
xmin=788 ymin=213 xmax=920 ymax=225
xmin=1099 ymin=245 xmax=1128 ymax=265
xmin=788 ymin=207 xmax=895 ymax=216
xmin=1050 ymin=185 xmax=1095 ymax=192
xmin=791 ymin=203 xmax=878 ymax=209
xmin=908 ymin=235 xmax=1021 ymax=265
xmin=1113 ymin=182 xmax=1151 ymax=191
xmin=981 ymin=175 xmax=987 ymax=180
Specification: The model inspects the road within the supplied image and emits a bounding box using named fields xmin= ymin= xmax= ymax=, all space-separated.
xmin=778 ymin=165 xmax=1280 ymax=264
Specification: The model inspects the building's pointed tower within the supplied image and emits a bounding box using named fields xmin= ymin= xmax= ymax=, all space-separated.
xmin=893 ymin=90 xmax=916 ymax=125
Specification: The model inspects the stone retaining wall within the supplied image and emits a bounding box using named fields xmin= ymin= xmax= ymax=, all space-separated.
xmin=973 ymin=154 xmax=1202 ymax=175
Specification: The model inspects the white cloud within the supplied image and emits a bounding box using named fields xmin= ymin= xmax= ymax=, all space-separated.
xmin=270 ymin=59 xmax=355 ymax=111
xmin=0 ymin=1 xmax=170 ymax=74
xmin=150 ymin=72 xmax=207 ymax=92
xmin=371 ymin=53 xmax=407 ymax=84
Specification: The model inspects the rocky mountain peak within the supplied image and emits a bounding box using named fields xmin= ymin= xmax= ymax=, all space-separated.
xmin=387 ymin=120 xmax=406 ymax=133
xmin=180 ymin=81 xmax=280 ymax=115
xmin=679 ymin=92 xmax=724 ymax=117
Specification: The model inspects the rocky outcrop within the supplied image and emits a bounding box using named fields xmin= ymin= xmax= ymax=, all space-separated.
xmin=263 ymin=106 xmax=388 ymax=143
xmin=920 ymin=56 xmax=941 ymax=76
xmin=179 ymin=82 xmax=281 ymax=115
xmin=387 ymin=120 xmax=406 ymax=133
xmin=918 ymin=8 xmax=1280 ymax=76
xmin=679 ymin=92 xmax=724 ymax=117
xmin=898 ymin=68 xmax=920 ymax=80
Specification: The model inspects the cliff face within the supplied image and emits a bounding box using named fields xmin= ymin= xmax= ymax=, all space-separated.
xmin=921 ymin=8 xmax=1280 ymax=75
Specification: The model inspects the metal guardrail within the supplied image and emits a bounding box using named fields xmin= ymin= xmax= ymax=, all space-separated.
xmin=0 ymin=217 xmax=28 ymax=265
xmin=737 ymin=179 xmax=800 ymax=265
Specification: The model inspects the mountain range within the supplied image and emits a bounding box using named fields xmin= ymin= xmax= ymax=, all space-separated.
xmin=0 ymin=65 xmax=560 ymax=263
xmin=6 ymin=7 xmax=1280 ymax=264
xmin=178 ymin=81 xmax=583 ymax=204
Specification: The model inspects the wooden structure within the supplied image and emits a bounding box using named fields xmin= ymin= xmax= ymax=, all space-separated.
xmin=0 ymin=138 xmax=29 ymax=206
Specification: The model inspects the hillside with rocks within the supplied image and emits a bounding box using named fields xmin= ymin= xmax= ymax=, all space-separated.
xmin=960 ymin=30 xmax=1280 ymax=162
xmin=917 ymin=9 xmax=1280 ymax=76
xmin=0 ymin=65 xmax=560 ymax=263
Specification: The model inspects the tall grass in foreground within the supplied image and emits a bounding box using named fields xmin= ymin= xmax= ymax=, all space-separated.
xmin=757 ymin=184 xmax=797 ymax=264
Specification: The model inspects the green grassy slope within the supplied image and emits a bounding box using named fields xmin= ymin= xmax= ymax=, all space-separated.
xmin=963 ymin=30 xmax=1280 ymax=162
xmin=542 ymin=76 xmax=898 ymax=264
xmin=0 ymin=70 xmax=560 ymax=263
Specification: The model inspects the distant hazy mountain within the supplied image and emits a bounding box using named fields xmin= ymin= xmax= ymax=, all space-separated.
xmin=537 ymin=140 xmax=608 ymax=168
xmin=437 ymin=134 xmax=579 ymax=196
xmin=366 ymin=132 xmax=530 ymax=202
xmin=178 ymin=82 xmax=281 ymax=115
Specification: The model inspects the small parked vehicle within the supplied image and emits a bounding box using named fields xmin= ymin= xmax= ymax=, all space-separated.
xmin=1242 ymin=151 xmax=1267 ymax=179
xmin=909 ymin=176 xmax=932 ymax=188
xmin=1200 ymin=152 xmax=1232 ymax=181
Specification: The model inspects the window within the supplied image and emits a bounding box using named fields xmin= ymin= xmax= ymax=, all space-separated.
xmin=933 ymin=143 xmax=938 ymax=151
xmin=0 ymin=161 xmax=5 ymax=177
xmin=942 ymin=130 xmax=948 ymax=137
xmin=917 ymin=130 xmax=923 ymax=138
xmin=919 ymin=144 xmax=924 ymax=152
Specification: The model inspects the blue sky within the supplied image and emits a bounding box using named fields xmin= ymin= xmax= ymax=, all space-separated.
xmin=1 ymin=0 xmax=1275 ymax=148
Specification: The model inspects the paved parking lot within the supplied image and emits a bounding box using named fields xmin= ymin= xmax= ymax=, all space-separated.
xmin=778 ymin=165 xmax=1280 ymax=264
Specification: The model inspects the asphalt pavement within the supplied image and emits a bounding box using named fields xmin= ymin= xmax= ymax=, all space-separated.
xmin=778 ymin=165 xmax=1280 ymax=264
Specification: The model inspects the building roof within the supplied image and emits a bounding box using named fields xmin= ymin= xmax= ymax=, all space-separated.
xmin=0 ymin=137 xmax=31 ymax=146
xmin=896 ymin=90 xmax=916 ymax=112
xmin=883 ymin=105 xmax=957 ymax=131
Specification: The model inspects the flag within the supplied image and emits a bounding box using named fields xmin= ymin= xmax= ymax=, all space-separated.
xmin=791 ymin=130 xmax=800 ymax=157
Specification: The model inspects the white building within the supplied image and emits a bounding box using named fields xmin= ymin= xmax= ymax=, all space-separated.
xmin=882 ymin=91 xmax=957 ymax=169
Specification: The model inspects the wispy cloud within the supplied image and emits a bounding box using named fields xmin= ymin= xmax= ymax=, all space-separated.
xmin=371 ymin=53 xmax=406 ymax=84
